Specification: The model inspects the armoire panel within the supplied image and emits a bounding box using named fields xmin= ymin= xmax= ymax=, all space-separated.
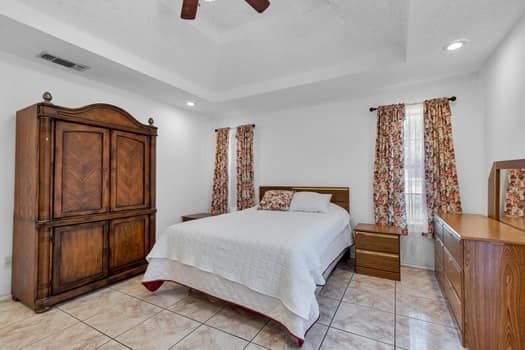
xmin=110 ymin=215 xmax=149 ymax=272
xmin=54 ymin=121 xmax=110 ymax=218
xmin=52 ymin=222 xmax=108 ymax=294
xmin=111 ymin=131 xmax=150 ymax=211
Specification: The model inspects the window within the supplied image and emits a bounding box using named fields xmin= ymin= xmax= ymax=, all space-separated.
xmin=404 ymin=104 xmax=428 ymax=227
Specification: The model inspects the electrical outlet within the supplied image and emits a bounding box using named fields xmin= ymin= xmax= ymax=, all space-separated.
xmin=4 ymin=256 xmax=12 ymax=267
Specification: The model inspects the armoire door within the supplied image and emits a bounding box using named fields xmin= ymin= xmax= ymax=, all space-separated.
xmin=54 ymin=121 xmax=110 ymax=218
xmin=109 ymin=215 xmax=149 ymax=273
xmin=111 ymin=131 xmax=150 ymax=211
xmin=52 ymin=222 xmax=108 ymax=294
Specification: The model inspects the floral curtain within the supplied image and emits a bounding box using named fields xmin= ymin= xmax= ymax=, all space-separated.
xmin=504 ymin=169 xmax=525 ymax=217
xmin=373 ymin=104 xmax=408 ymax=234
xmin=423 ymin=98 xmax=462 ymax=237
xmin=211 ymin=128 xmax=230 ymax=215
xmin=236 ymin=124 xmax=255 ymax=210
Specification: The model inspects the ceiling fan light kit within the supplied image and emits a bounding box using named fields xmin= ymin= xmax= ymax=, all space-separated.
xmin=181 ymin=0 xmax=270 ymax=20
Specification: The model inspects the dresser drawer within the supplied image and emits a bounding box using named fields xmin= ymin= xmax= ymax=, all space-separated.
xmin=444 ymin=226 xmax=463 ymax=264
xmin=355 ymin=231 xmax=399 ymax=254
xmin=356 ymin=249 xmax=400 ymax=273
xmin=444 ymin=249 xmax=462 ymax=299
xmin=444 ymin=278 xmax=463 ymax=330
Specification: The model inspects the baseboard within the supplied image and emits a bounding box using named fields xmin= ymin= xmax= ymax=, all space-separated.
xmin=0 ymin=294 xmax=11 ymax=301
xmin=401 ymin=263 xmax=434 ymax=271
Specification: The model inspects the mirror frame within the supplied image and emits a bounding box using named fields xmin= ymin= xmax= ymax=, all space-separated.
xmin=488 ymin=158 xmax=525 ymax=231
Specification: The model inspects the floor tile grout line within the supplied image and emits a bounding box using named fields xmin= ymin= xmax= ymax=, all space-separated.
xmin=327 ymin=325 xmax=396 ymax=347
xmin=248 ymin=318 xmax=270 ymax=344
xmin=58 ymin=307 xmax=133 ymax=349
xmin=317 ymin=269 xmax=354 ymax=350
xmin=168 ymin=323 xmax=204 ymax=350
xmin=15 ymin=311 xmax=83 ymax=350
xmin=95 ymin=284 xmax=264 ymax=346
xmin=245 ymin=319 xmax=271 ymax=350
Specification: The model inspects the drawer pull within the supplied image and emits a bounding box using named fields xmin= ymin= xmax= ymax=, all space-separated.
xmin=356 ymin=232 xmax=398 ymax=239
xmin=356 ymin=249 xmax=399 ymax=258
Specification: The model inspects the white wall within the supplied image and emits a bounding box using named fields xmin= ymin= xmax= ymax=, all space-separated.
xmin=217 ymin=74 xmax=486 ymax=269
xmin=482 ymin=14 xmax=525 ymax=170
xmin=0 ymin=52 xmax=214 ymax=298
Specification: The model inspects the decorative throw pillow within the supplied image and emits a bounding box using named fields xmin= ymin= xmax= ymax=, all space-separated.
xmin=258 ymin=190 xmax=294 ymax=211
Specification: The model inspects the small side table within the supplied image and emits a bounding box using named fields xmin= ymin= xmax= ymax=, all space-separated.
xmin=182 ymin=213 xmax=213 ymax=222
xmin=354 ymin=223 xmax=402 ymax=281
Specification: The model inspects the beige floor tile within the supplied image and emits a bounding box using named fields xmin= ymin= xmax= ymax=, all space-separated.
xmin=330 ymin=267 xmax=353 ymax=283
xmin=170 ymin=293 xmax=223 ymax=322
xmin=320 ymin=328 xmax=393 ymax=350
xmin=246 ymin=343 xmax=268 ymax=350
xmin=142 ymin=284 xmax=190 ymax=308
xmin=397 ymin=268 xmax=443 ymax=301
xmin=343 ymin=282 xmax=394 ymax=313
xmin=396 ymin=293 xmax=455 ymax=327
xmin=0 ymin=300 xmax=35 ymax=328
xmin=335 ymin=260 xmax=354 ymax=271
xmin=111 ymin=275 xmax=152 ymax=299
xmin=396 ymin=316 xmax=465 ymax=350
xmin=117 ymin=310 xmax=199 ymax=350
xmin=253 ymin=322 xmax=327 ymax=350
xmin=25 ymin=322 xmax=109 ymax=350
xmin=206 ymin=305 xmax=267 ymax=341
xmin=318 ymin=296 xmax=339 ymax=326
xmin=172 ymin=325 xmax=247 ymax=350
xmin=351 ymin=274 xmax=396 ymax=289
xmin=97 ymin=340 xmax=130 ymax=350
xmin=319 ymin=277 xmax=348 ymax=301
xmin=59 ymin=288 xmax=134 ymax=320
xmin=84 ymin=297 xmax=161 ymax=337
xmin=0 ymin=309 xmax=77 ymax=349
xmin=332 ymin=303 xmax=394 ymax=345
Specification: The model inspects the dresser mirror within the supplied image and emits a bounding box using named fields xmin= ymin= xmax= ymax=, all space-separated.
xmin=489 ymin=159 xmax=525 ymax=231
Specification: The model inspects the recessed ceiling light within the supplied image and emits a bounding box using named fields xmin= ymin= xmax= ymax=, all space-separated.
xmin=186 ymin=101 xmax=195 ymax=107
xmin=444 ymin=40 xmax=467 ymax=51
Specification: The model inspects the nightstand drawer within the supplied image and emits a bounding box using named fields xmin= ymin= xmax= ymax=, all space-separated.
xmin=355 ymin=231 xmax=399 ymax=254
xmin=356 ymin=249 xmax=400 ymax=273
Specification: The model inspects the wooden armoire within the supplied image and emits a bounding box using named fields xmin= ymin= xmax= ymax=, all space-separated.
xmin=12 ymin=94 xmax=157 ymax=312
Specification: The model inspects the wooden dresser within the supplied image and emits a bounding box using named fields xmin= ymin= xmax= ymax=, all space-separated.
xmin=435 ymin=213 xmax=525 ymax=349
xmin=12 ymin=96 xmax=157 ymax=312
xmin=354 ymin=224 xmax=401 ymax=281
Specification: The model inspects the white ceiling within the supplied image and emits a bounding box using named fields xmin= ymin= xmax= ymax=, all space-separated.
xmin=1 ymin=0 xmax=524 ymax=116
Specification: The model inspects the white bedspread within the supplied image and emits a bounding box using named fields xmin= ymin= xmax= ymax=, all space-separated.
xmin=146 ymin=204 xmax=350 ymax=320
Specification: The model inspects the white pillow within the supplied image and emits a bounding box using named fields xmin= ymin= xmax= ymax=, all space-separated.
xmin=289 ymin=192 xmax=332 ymax=213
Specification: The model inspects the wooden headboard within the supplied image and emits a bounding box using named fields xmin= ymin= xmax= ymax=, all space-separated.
xmin=259 ymin=186 xmax=350 ymax=212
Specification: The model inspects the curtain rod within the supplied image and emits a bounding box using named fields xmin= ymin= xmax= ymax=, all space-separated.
xmin=368 ymin=96 xmax=457 ymax=112
xmin=215 ymin=124 xmax=256 ymax=132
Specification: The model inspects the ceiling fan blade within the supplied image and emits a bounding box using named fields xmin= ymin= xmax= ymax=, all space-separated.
xmin=181 ymin=0 xmax=199 ymax=20
xmin=245 ymin=0 xmax=270 ymax=13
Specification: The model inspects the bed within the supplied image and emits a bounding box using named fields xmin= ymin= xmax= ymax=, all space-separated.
xmin=142 ymin=186 xmax=352 ymax=345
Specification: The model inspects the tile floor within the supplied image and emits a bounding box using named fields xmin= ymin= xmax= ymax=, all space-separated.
xmin=0 ymin=264 xmax=465 ymax=349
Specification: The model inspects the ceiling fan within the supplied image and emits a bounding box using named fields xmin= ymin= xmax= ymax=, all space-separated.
xmin=181 ymin=0 xmax=270 ymax=20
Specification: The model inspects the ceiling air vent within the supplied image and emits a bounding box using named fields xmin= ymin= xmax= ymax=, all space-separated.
xmin=38 ymin=52 xmax=90 ymax=72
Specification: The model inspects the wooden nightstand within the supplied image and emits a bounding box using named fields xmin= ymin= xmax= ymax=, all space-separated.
xmin=354 ymin=223 xmax=401 ymax=281
xmin=182 ymin=213 xmax=213 ymax=222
